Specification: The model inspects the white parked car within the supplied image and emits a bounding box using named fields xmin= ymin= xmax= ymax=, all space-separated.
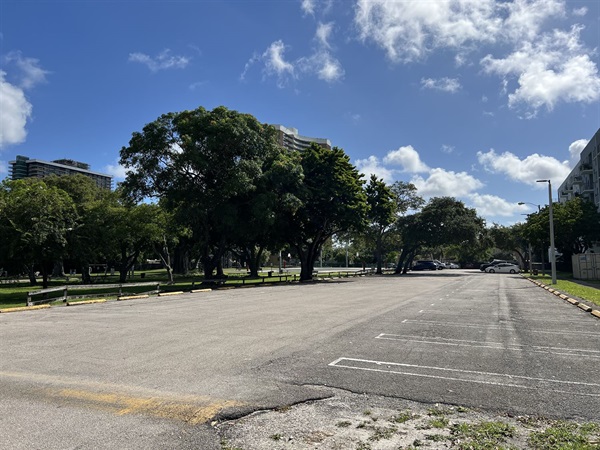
xmin=485 ymin=263 xmax=520 ymax=274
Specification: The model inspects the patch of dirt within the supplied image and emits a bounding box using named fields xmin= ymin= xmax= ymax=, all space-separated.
xmin=216 ymin=389 xmax=599 ymax=449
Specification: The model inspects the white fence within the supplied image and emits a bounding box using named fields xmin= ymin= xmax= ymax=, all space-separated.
xmin=572 ymin=253 xmax=600 ymax=281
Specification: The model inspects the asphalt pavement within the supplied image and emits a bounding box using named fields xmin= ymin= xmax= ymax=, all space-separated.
xmin=1 ymin=270 xmax=598 ymax=448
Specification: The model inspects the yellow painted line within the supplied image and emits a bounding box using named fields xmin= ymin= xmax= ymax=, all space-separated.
xmin=191 ymin=288 xmax=212 ymax=293
xmin=117 ymin=295 xmax=149 ymax=301
xmin=67 ymin=299 xmax=107 ymax=306
xmin=54 ymin=389 xmax=243 ymax=424
xmin=0 ymin=304 xmax=51 ymax=313
xmin=0 ymin=371 xmax=245 ymax=425
xmin=158 ymin=291 xmax=184 ymax=297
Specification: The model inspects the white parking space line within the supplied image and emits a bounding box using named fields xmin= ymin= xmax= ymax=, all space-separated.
xmin=400 ymin=320 xmax=600 ymax=337
xmin=375 ymin=334 xmax=600 ymax=358
xmin=328 ymin=357 xmax=600 ymax=398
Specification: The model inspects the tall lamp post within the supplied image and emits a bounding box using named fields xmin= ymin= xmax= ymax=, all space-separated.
xmin=536 ymin=180 xmax=557 ymax=285
xmin=518 ymin=202 xmax=544 ymax=276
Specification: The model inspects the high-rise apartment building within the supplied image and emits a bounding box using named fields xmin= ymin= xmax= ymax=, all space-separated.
xmin=272 ymin=125 xmax=332 ymax=151
xmin=9 ymin=155 xmax=113 ymax=190
xmin=558 ymin=128 xmax=600 ymax=212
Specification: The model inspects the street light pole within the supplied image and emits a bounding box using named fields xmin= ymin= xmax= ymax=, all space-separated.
xmin=536 ymin=180 xmax=557 ymax=284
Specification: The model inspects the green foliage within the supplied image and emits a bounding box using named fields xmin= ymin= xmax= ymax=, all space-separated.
xmin=119 ymin=105 xmax=298 ymax=278
xmin=0 ymin=178 xmax=77 ymax=286
xmin=527 ymin=421 xmax=600 ymax=449
xmin=284 ymin=144 xmax=367 ymax=280
xmin=521 ymin=197 xmax=600 ymax=265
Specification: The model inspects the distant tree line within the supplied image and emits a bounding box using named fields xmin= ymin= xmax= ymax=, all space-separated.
xmin=2 ymin=106 xmax=598 ymax=288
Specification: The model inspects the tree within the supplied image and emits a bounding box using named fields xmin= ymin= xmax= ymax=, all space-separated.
xmin=489 ymin=223 xmax=528 ymax=265
xmin=522 ymin=197 xmax=600 ymax=268
xmin=364 ymin=175 xmax=397 ymax=274
xmin=119 ymin=105 xmax=293 ymax=279
xmin=283 ymin=144 xmax=367 ymax=281
xmin=395 ymin=197 xmax=485 ymax=274
xmin=0 ymin=179 xmax=76 ymax=287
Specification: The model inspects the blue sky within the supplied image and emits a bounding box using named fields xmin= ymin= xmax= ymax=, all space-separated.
xmin=1 ymin=0 xmax=599 ymax=225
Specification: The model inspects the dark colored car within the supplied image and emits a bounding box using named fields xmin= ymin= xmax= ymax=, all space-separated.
xmin=412 ymin=261 xmax=438 ymax=271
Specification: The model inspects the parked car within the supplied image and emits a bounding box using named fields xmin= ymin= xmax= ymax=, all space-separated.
xmin=412 ymin=261 xmax=438 ymax=271
xmin=433 ymin=260 xmax=446 ymax=269
xmin=485 ymin=263 xmax=520 ymax=274
xmin=480 ymin=260 xmax=510 ymax=271
xmin=446 ymin=262 xmax=460 ymax=269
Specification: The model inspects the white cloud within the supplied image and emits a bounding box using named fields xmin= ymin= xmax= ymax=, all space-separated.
xmin=441 ymin=145 xmax=455 ymax=154
xmin=354 ymin=0 xmax=501 ymax=63
xmin=316 ymin=22 xmax=333 ymax=49
xmin=481 ymin=26 xmax=600 ymax=115
xmin=301 ymin=0 xmax=315 ymax=15
xmin=0 ymin=70 xmax=33 ymax=149
xmin=355 ymin=155 xmax=394 ymax=183
xmin=262 ymin=40 xmax=296 ymax=87
xmin=468 ymin=193 xmax=529 ymax=217
xmin=477 ymin=148 xmax=571 ymax=186
xmin=5 ymin=51 xmax=49 ymax=89
xmin=128 ymin=49 xmax=190 ymax=72
xmin=410 ymin=168 xmax=484 ymax=197
xmin=421 ymin=77 xmax=461 ymax=93
xmin=572 ymin=7 xmax=587 ymax=17
xmin=568 ymin=139 xmax=588 ymax=165
xmin=383 ymin=145 xmax=430 ymax=173
xmin=104 ymin=161 xmax=128 ymax=180
xmin=246 ymin=24 xmax=344 ymax=86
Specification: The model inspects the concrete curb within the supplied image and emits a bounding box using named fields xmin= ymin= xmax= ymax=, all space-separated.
xmin=67 ymin=299 xmax=107 ymax=306
xmin=118 ymin=294 xmax=149 ymax=301
xmin=158 ymin=291 xmax=184 ymax=297
xmin=524 ymin=276 xmax=599 ymax=320
xmin=191 ymin=288 xmax=212 ymax=293
xmin=0 ymin=304 xmax=51 ymax=313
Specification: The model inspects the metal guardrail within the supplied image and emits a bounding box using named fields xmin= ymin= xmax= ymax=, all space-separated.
xmin=27 ymin=282 xmax=161 ymax=306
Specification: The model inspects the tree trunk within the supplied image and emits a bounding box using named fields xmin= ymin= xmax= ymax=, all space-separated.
xmin=375 ymin=234 xmax=383 ymax=274
xmin=28 ymin=265 xmax=37 ymax=285
xmin=394 ymin=247 xmax=409 ymax=274
xmin=299 ymin=243 xmax=320 ymax=281
xmin=81 ymin=262 xmax=91 ymax=284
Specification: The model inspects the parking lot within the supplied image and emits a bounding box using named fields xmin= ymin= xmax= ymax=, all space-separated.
xmin=1 ymin=271 xmax=598 ymax=448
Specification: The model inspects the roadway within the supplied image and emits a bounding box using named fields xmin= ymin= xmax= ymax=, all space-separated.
xmin=1 ymin=270 xmax=598 ymax=448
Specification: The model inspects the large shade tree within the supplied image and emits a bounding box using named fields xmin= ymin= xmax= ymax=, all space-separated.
xmin=0 ymin=179 xmax=77 ymax=287
xmin=119 ymin=105 xmax=295 ymax=279
xmin=283 ymin=143 xmax=367 ymax=281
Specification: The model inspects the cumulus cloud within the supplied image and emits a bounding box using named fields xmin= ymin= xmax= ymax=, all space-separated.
xmin=468 ymin=193 xmax=529 ymax=218
xmin=477 ymin=148 xmax=571 ymax=186
xmin=410 ymin=168 xmax=484 ymax=197
xmin=355 ymin=156 xmax=394 ymax=183
xmin=128 ymin=49 xmax=190 ymax=72
xmin=421 ymin=77 xmax=461 ymax=93
xmin=568 ymin=139 xmax=588 ymax=165
xmin=383 ymin=145 xmax=430 ymax=173
xmin=353 ymin=0 xmax=599 ymax=114
xmin=0 ymin=71 xmax=32 ymax=149
xmin=481 ymin=26 xmax=600 ymax=116
xmin=0 ymin=53 xmax=47 ymax=150
xmin=103 ymin=161 xmax=128 ymax=180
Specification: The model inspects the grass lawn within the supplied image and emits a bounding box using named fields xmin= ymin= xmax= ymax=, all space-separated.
xmin=525 ymin=272 xmax=600 ymax=308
